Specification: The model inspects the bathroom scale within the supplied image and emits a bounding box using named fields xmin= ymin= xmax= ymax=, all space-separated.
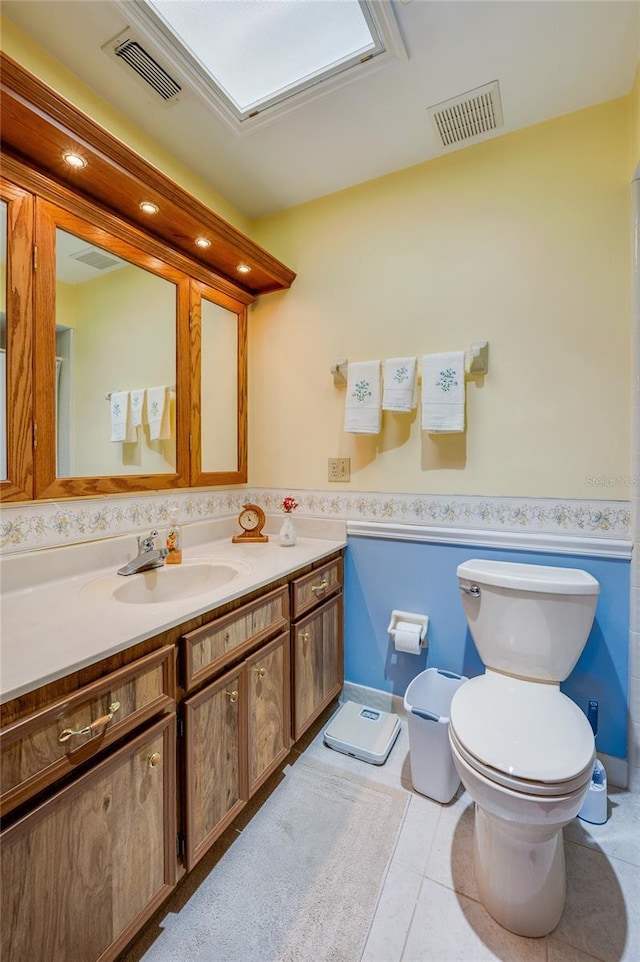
xmin=323 ymin=701 xmax=401 ymax=765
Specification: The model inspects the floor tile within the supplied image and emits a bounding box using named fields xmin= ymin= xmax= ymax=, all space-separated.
xmin=547 ymin=937 xmax=603 ymax=962
xmin=402 ymin=879 xmax=547 ymax=962
xmin=391 ymin=793 xmax=442 ymax=877
xmin=361 ymin=861 xmax=423 ymax=962
xmin=423 ymin=790 xmax=478 ymax=900
xmin=553 ymin=840 xmax=640 ymax=962
xmin=564 ymin=788 xmax=640 ymax=868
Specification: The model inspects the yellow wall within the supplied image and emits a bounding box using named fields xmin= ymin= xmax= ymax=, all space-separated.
xmin=0 ymin=16 xmax=251 ymax=235
xmin=632 ymin=61 xmax=640 ymax=174
xmin=250 ymin=98 xmax=632 ymax=499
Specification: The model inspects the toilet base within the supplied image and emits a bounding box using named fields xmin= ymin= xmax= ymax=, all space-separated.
xmin=473 ymin=804 xmax=566 ymax=938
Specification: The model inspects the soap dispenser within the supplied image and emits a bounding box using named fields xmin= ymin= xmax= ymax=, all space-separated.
xmin=166 ymin=509 xmax=183 ymax=565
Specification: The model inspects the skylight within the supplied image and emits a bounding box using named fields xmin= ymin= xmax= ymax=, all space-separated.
xmin=141 ymin=0 xmax=395 ymax=124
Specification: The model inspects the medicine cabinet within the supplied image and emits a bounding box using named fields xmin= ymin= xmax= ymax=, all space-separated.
xmin=0 ymin=54 xmax=294 ymax=502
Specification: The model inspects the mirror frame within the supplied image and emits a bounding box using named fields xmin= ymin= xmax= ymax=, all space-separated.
xmin=0 ymin=180 xmax=34 ymax=502
xmin=34 ymin=198 xmax=192 ymax=498
xmin=189 ymin=280 xmax=248 ymax=487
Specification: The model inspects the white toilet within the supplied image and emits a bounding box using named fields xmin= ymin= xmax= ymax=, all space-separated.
xmin=449 ymin=559 xmax=599 ymax=938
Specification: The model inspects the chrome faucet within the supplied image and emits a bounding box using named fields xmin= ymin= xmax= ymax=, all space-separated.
xmin=117 ymin=530 xmax=168 ymax=576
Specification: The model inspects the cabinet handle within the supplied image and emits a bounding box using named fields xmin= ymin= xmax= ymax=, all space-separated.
xmin=253 ymin=667 xmax=266 ymax=677
xmin=311 ymin=580 xmax=328 ymax=595
xmin=58 ymin=701 xmax=121 ymax=743
xmin=225 ymin=689 xmax=239 ymax=703
xmin=146 ymin=752 xmax=161 ymax=769
xmin=300 ymin=631 xmax=310 ymax=643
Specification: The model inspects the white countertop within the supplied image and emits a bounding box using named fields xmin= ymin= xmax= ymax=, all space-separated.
xmin=0 ymin=517 xmax=346 ymax=704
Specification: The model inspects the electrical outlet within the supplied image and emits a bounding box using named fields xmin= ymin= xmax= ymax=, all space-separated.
xmin=328 ymin=457 xmax=350 ymax=482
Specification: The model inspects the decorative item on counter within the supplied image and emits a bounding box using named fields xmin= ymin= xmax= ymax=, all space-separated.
xmin=279 ymin=496 xmax=299 ymax=547
xmin=165 ymin=508 xmax=182 ymax=564
xmin=232 ymin=503 xmax=268 ymax=543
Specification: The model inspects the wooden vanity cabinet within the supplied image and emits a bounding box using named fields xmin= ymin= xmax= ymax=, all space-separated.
xmin=183 ymin=630 xmax=291 ymax=871
xmin=291 ymin=557 xmax=344 ymax=741
xmin=0 ymin=713 xmax=176 ymax=962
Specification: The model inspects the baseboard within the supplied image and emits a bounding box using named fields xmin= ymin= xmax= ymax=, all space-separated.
xmin=342 ymin=682 xmax=628 ymax=789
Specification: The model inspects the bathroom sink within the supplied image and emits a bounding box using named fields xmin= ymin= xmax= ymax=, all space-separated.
xmin=83 ymin=562 xmax=243 ymax=605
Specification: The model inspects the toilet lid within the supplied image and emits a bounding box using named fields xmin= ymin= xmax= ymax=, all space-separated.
xmin=449 ymin=672 xmax=595 ymax=789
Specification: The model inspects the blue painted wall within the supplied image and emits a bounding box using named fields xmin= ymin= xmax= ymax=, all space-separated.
xmin=344 ymin=537 xmax=629 ymax=759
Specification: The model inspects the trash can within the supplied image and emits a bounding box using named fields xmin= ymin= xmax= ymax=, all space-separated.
xmin=404 ymin=667 xmax=468 ymax=803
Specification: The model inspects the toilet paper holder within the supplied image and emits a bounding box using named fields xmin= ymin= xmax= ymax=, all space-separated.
xmin=387 ymin=610 xmax=429 ymax=647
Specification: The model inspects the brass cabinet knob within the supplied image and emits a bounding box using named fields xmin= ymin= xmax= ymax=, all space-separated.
xmin=225 ymin=689 xmax=239 ymax=703
xmin=253 ymin=667 xmax=266 ymax=677
xmin=300 ymin=631 xmax=310 ymax=643
xmin=146 ymin=752 xmax=161 ymax=769
xmin=311 ymin=580 xmax=328 ymax=595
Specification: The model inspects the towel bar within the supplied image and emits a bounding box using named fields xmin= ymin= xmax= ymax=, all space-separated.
xmin=330 ymin=342 xmax=489 ymax=384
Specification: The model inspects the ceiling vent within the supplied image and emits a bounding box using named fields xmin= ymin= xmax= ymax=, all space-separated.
xmin=103 ymin=29 xmax=182 ymax=104
xmin=72 ymin=247 xmax=124 ymax=271
xmin=428 ymin=81 xmax=503 ymax=148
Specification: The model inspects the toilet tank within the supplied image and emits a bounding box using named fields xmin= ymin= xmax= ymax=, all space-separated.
xmin=457 ymin=560 xmax=599 ymax=682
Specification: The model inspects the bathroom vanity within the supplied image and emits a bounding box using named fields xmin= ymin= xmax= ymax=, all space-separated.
xmin=0 ymin=525 xmax=345 ymax=962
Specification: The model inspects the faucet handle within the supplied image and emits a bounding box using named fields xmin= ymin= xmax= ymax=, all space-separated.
xmin=138 ymin=529 xmax=159 ymax=553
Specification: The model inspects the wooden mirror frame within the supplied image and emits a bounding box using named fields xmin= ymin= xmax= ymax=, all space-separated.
xmin=0 ymin=54 xmax=293 ymax=501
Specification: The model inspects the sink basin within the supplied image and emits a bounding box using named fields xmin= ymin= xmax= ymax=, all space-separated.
xmin=83 ymin=561 xmax=243 ymax=605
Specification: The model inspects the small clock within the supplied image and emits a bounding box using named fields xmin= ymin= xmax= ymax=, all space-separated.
xmin=232 ymin=503 xmax=268 ymax=543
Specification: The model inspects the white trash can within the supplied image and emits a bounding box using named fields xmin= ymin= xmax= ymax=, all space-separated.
xmin=404 ymin=667 xmax=469 ymax=803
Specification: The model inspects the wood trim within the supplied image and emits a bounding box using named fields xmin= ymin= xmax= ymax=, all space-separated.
xmin=0 ymin=180 xmax=34 ymax=501
xmin=0 ymin=53 xmax=296 ymax=297
xmin=189 ymin=278 xmax=248 ymax=487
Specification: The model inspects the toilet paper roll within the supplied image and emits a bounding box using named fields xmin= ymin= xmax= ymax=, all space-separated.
xmin=392 ymin=620 xmax=422 ymax=654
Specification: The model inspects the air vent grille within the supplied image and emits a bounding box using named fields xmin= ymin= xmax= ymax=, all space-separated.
xmin=73 ymin=248 xmax=123 ymax=271
xmin=114 ymin=38 xmax=181 ymax=101
xmin=428 ymin=81 xmax=503 ymax=147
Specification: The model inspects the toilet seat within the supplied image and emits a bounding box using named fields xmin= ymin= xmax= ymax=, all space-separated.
xmin=449 ymin=671 xmax=595 ymax=797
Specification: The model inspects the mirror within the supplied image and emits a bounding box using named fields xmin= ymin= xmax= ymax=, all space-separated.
xmin=54 ymin=227 xmax=177 ymax=477
xmin=201 ymin=295 xmax=238 ymax=472
xmin=0 ymin=199 xmax=7 ymax=481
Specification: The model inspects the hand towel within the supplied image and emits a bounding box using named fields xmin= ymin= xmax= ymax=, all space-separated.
xmin=344 ymin=361 xmax=381 ymax=434
xmin=147 ymin=385 xmax=172 ymax=440
xmin=110 ymin=391 xmax=136 ymax=442
xmin=382 ymin=357 xmax=417 ymax=412
xmin=421 ymin=352 xmax=466 ymax=433
xmin=129 ymin=388 xmax=146 ymax=430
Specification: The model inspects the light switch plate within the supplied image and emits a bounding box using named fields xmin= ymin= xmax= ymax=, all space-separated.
xmin=328 ymin=457 xmax=350 ymax=482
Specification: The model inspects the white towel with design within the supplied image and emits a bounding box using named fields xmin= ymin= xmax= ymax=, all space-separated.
xmin=382 ymin=357 xmax=417 ymax=412
xmin=110 ymin=391 xmax=136 ymax=442
xmin=129 ymin=388 xmax=146 ymax=430
xmin=147 ymin=385 xmax=172 ymax=440
xmin=421 ymin=352 xmax=465 ymax=433
xmin=344 ymin=361 xmax=381 ymax=434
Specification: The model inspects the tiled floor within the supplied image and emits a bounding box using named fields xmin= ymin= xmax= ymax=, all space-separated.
xmin=296 ymin=710 xmax=640 ymax=962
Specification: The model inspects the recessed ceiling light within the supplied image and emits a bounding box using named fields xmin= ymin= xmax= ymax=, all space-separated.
xmin=237 ymin=263 xmax=251 ymax=274
xmin=195 ymin=237 xmax=211 ymax=248
xmin=140 ymin=201 xmax=159 ymax=214
xmin=63 ymin=152 xmax=86 ymax=169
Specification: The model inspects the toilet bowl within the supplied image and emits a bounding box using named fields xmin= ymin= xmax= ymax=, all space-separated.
xmin=449 ymin=559 xmax=599 ymax=937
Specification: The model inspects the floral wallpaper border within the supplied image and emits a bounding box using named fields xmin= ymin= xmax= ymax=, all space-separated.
xmin=0 ymin=487 xmax=630 ymax=555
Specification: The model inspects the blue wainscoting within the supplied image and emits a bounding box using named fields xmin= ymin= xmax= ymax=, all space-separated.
xmin=344 ymin=537 xmax=630 ymax=760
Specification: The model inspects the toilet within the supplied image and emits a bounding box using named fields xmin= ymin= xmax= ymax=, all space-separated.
xmin=449 ymin=559 xmax=599 ymax=938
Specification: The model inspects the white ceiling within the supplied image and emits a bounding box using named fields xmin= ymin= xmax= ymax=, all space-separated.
xmin=3 ymin=1 xmax=639 ymax=219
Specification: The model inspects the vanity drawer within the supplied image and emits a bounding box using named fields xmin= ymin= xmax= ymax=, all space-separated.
xmin=291 ymin=556 xmax=343 ymax=620
xmin=0 ymin=645 xmax=175 ymax=816
xmin=183 ymin=586 xmax=289 ymax=692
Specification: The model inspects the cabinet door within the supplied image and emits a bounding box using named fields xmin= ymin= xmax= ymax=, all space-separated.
xmin=183 ymin=665 xmax=247 ymax=870
xmin=293 ymin=594 xmax=344 ymax=741
xmin=0 ymin=714 xmax=176 ymax=962
xmin=246 ymin=632 xmax=291 ymax=796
